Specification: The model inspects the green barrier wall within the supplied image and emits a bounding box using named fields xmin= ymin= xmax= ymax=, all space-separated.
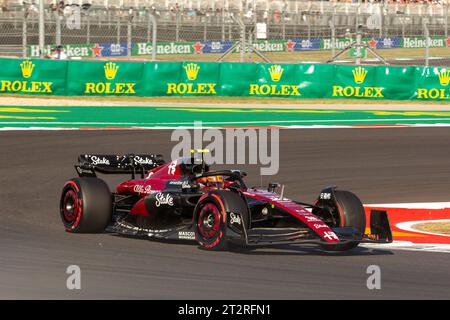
xmin=0 ymin=58 xmax=449 ymax=101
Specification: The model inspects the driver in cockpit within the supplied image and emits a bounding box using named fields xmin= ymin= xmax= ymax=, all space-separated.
xmin=196 ymin=175 xmax=224 ymax=189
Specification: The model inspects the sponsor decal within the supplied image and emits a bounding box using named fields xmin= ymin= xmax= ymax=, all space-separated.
xmin=304 ymin=216 xmax=322 ymax=222
xmin=438 ymin=69 xmax=450 ymax=86
xmin=319 ymin=192 xmax=332 ymax=200
xmin=133 ymin=156 xmax=154 ymax=165
xmin=178 ymin=231 xmax=195 ymax=240
xmin=167 ymin=63 xmax=217 ymax=95
xmin=332 ymin=67 xmax=384 ymax=98
xmin=184 ymin=63 xmax=200 ymax=81
xmin=90 ymin=156 xmax=110 ymax=165
xmin=90 ymin=43 xmax=103 ymax=57
xmin=0 ymin=60 xmax=54 ymax=94
xmin=193 ymin=42 xmax=205 ymax=54
xmin=155 ymin=193 xmax=174 ymax=207
xmin=229 ymin=213 xmax=242 ymax=225
xmin=249 ymin=64 xmax=301 ymax=97
xmin=403 ymin=37 xmax=445 ymax=49
xmin=322 ymin=38 xmax=353 ymax=50
xmin=21 ymin=60 xmax=34 ymax=78
xmin=101 ymin=43 xmax=128 ymax=57
xmin=416 ymin=68 xmax=450 ymax=100
xmin=285 ymin=39 xmax=296 ymax=52
xmin=203 ymin=41 xmax=233 ymax=54
xmin=168 ymin=160 xmax=177 ymax=175
xmin=323 ymin=231 xmax=339 ymax=241
xmin=135 ymin=42 xmax=193 ymax=55
xmin=168 ymin=180 xmax=183 ymax=185
xmin=75 ymin=166 xmax=95 ymax=176
xmin=84 ymin=62 xmax=136 ymax=95
xmin=252 ymin=40 xmax=285 ymax=52
xmin=167 ymin=180 xmax=191 ymax=189
xmin=368 ymin=38 xmax=378 ymax=49
xmin=28 ymin=44 xmax=92 ymax=58
xmin=133 ymin=184 xmax=152 ymax=194
xmin=268 ymin=65 xmax=284 ymax=82
xmin=313 ymin=223 xmax=329 ymax=229
xmin=353 ymin=66 xmax=368 ymax=84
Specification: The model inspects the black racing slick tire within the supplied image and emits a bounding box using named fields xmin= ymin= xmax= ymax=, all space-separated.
xmin=321 ymin=190 xmax=366 ymax=252
xmin=194 ymin=191 xmax=249 ymax=251
xmin=60 ymin=177 xmax=112 ymax=233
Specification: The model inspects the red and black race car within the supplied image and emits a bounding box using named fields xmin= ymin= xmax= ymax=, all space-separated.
xmin=60 ymin=152 xmax=392 ymax=251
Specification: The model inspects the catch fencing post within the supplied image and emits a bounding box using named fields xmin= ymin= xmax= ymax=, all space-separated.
xmin=55 ymin=9 xmax=61 ymax=46
xmin=147 ymin=9 xmax=151 ymax=42
xmin=240 ymin=16 xmax=246 ymax=63
xmin=176 ymin=11 xmax=180 ymax=42
xmin=203 ymin=19 xmax=207 ymax=42
xmin=445 ymin=1 xmax=449 ymax=38
xmin=355 ymin=26 xmax=362 ymax=66
xmin=117 ymin=12 xmax=121 ymax=44
xmin=86 ymin=9 xmax=91 ymax=44
xmin=329 ymin=18 xmax=335 ymax=60
xmin=127 ymin=9 xmax=133 ymax=58
xmin=221 ymin=0 xmax=225 ymax=41
xmin=22 ymin=6 xmax=28 ymax=58
xmin=149 ymin=14 xmax=157 ymax=61
xmin=38 ymin=0 xmax=44 ymax=58
xmin=423 ymin=17 xmax=430 ymax=67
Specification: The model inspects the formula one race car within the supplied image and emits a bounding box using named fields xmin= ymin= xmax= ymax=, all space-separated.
xmin=60 ymin=151 xmax=393 ymax=252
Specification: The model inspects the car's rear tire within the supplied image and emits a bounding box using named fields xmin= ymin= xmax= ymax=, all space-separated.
xmin=60 ymin=177 xmax=112 ymax=233
xmin=321 ymin=190 xmax=366 ymax=252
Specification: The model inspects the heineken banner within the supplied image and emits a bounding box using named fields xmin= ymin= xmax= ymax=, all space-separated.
xmin=1 ymin=58 xmax=449 ymax=101
xmin=27 ymin=36 xmax=450 ymax=58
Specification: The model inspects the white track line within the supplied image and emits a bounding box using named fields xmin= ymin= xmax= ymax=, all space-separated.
xmin=2 ymin=117 xmax=450 ymax=126
xmin=362 ymin=241 xmax=450 ymax=253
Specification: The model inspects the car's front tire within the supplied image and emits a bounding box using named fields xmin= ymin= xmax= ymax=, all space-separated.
xmin=320 ymin=190 xmax=366 ymax=252
xmin=60 ymin=177 xmax=112 ymax=233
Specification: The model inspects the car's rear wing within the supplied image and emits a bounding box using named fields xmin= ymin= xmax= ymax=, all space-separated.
xmin=75 ymin=154 xmax=165 ymax=178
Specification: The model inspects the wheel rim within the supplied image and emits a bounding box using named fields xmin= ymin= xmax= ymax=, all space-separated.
xmin=61 ymin=189 xmax=80 ymax=226
xmin=197 ymin=203 xmax=221 ymax=240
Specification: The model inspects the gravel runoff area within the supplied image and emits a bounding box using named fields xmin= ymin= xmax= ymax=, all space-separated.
xmin=0 ymin=95 xmax=449 ymax=110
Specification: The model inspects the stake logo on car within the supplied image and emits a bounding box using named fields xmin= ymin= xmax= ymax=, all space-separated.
xmin=155 ymin=193 xmax=174 ymax=207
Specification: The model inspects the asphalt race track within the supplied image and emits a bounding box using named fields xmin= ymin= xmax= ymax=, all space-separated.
xmin=1 ymin=128 xmax=450 ymax=299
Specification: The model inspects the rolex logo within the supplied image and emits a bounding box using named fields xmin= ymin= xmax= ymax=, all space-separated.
xmin=268 ymin=65 xmax=284 ymax=82
xmin=437 ymin=69 xmax=450 ymax=86
xmin=20 ymin=60 xmax=35 ymax=79
xmin=352 ymin=67 xmax=368 ymax=84
xmin=104 ymin=62 xmax=119 ymax=80
xmin=184 ymin=63 xmax=200 ymax=81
